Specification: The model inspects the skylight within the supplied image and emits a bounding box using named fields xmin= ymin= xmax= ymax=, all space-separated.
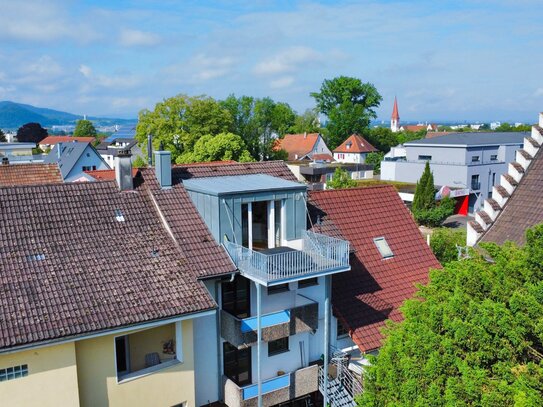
xmin=374 ymin=237 xmax=393 ymax=259
xmin=115 ymin=209 xmax=125 ymax=222
xmin=26 ymin=253 xmax=45 ymax=261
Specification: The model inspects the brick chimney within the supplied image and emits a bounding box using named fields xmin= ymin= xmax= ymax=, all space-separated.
xmin=115 ymin=150 xmax=133 ymax=191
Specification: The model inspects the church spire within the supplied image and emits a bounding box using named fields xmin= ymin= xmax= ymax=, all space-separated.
xmin=391 ymin=97 xmax=400 ymax=132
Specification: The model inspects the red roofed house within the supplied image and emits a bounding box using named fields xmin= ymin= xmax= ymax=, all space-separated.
xmin=309 ymin=186 xmax=441 ymax=365
xmin=39 ymin=135 xmax=95 ymax=150
xmin=276 ymin=132 xmax=332 ymax=161
xmin=333 ymin=134 xmax=378 ymax=164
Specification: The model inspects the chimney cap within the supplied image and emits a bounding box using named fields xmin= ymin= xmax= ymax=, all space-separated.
xmin=117 ymin=149 xmax=132 ymax=157
xmin=1 ymin=157 xmax=9 ymax=165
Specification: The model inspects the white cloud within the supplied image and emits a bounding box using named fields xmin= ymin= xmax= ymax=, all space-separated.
xmin=253 ymin=46 xmax=322 ymax=76
xmin=163 ymin=53 xmax=237 ymax=84
xmin=535 ymin=88 xmax=543 ymax=97
xmin=78 ymin=64 xmax=141 ymax=89
xmin=270 ymin=76 xmax=294 ymax=89
xmin=79 ymin=65 xmax=92 ymax=78
xmin=119 ymin=28 xmax=162 ymax=47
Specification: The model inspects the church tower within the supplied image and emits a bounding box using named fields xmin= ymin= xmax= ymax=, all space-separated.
xmin=391 ymin=97 xmax=400 ymax=132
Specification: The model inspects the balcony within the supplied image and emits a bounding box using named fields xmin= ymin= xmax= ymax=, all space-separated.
xmin=224 ymin=365 xmax=319 ymax=407
xmin=221 ymin=295 xmax=318 ymax=348
xmin=224 ymin=230 xmax=350 ymax=286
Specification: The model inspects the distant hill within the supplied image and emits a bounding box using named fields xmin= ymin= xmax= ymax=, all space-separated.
xmin=0 ymin=101 xmax=135 ymax=130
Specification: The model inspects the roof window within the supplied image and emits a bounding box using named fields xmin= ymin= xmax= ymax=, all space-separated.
xmin=346 ymin=142 xmax=352 ymax=150
xmin=26 ymin=253 xmax=45 ymax=261
xmin=374 ymin=237 xmax=393 ymax=259
xmin=115 ymin=209 xmax=125 ymax=222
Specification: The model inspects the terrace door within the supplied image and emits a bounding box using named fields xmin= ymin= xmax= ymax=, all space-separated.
xmin=241 ymin=200 xmax=283 ymax=251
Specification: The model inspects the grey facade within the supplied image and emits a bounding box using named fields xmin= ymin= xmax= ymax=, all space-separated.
xmin=381 ymin=132 xmax=525 ymax=212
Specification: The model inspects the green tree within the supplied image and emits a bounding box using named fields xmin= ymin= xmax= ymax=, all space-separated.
xmin=412 ymin=162 xmax=433 ymax=213
xmin=366 ymin=127 xmax=399 ymax=153
xmin=289 ymin=109 xmax=321 ymax=134
xmin=359 ymin=224 xmax=543 ymax=406
xmin=221 ymin=95 xmax=296 ymax=160
xmin=135 ymin=95 xmax=233 ymax=162
xmin=132 ymin=155 xmax=148 ymax=168
xmin=429 ymin=228 xmax=467 ymax=264
xmin=311 ymin=76 xmax=382 ymax=149
xmin=73 ymin=119 xmax=97 ymax=137
xmin=177 ymin=132 xmax=254 ymax=164
xmin=0 ymin=129 xmax=6 ymax=142
xmin=366 ymin=151 xmax=384 ymax=173
xmin=327 ymin=168 xmax=357 ymax=189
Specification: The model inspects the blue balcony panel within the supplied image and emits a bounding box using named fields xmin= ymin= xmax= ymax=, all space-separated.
xmin=242 ymin=374 xmax=290 ymax=400
xmin=240 ymin=310 xmax=291 ymax=333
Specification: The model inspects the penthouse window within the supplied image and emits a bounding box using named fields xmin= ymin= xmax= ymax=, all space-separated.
xmin=418 ymin=155 xmax=432 ymax=161
xmin=471 ymin=156 xmax=480 ymax=162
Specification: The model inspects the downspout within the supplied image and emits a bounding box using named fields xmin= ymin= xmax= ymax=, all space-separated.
xmin=216 ymin=279 xmax=223 ymax=401
xmin=257 ymin=282 xmax=263 ymax=407
xmin=323 ymin=275 xmax=330 ymax=407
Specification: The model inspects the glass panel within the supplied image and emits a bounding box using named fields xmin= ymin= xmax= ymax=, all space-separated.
xmin=252 ymin=201 xmax=268 ymax=250
xmin=242 ymin=204 xmax=249 ymax=248
xmin=223 ymin=342 xmax=251 ymax=386
xmin=222 ymin=277 xmax=250 ymax=318
xmin=275 ymin=200 xmax=282 ymax=247
xmin=115 ymin=336 xmax=128 ymax=373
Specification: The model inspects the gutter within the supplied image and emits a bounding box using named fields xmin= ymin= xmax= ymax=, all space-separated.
xmin=0 ymin=308 xmax=216 ymax=356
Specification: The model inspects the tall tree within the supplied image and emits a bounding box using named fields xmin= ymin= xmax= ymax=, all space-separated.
xmin=412 ymin=161 xmax=434 ymax=212
xmin=0 ymin=129 xmax=6 ymax=142
xmin=290 ymin=109 xmax=321 ymax=134
xmin=359 ymin=224 xmax=543 ymax=406
xmin=16 ymin=122 xmax=48 ymax=144
xmin=220 ymin=95 xmax=296 ymax=160
xmin=135 ymin=95 xmax=233 ymax=162
xmin=73 ymin=119 xmax=97 ymax=137
xmin=311 ymin=76 xmax=382 ymax=149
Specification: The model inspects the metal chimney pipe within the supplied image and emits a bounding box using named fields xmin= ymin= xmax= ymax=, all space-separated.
xmin=147 ymin=134 xmax=153 ymax=166
xmin=57 ymin=142 xmax=62 ymax=160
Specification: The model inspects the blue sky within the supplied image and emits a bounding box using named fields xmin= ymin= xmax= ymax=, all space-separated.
xmin=1 ymin=0 xmax=542 ymax=122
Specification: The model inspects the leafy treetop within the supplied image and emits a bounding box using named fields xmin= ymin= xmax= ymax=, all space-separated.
xmin=327 ymin=167 xmax=357 ymax=190
xmin=16 ymin=122 xmax=48 ymax=144
xmin=360 ymin=223 xmax=543 ymax=406
xmin=311 ymin=76 xmax=382 ymax=150
xmin=73 ymin=119 xmax=97 ymax=137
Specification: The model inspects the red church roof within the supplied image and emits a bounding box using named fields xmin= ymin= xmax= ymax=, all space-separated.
xmin=391 ymin=96 xmax=400 ymax=121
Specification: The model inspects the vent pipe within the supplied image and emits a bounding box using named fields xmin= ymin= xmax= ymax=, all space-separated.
xmin=115 ymin=149 xmax=133 ymax=191
xmin=154 ymin=150 xmax=172 ymax=189
xmin=57 ymin=142 xmax=62 ymax=160
xmin=147 ymin=134 xmax=153 ymax=166
xmin=1 ymin=157 xmax=8 ymax=165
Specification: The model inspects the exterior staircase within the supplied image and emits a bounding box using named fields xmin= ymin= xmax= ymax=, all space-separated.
xmin=467 ymin=113 xmax=543 ymax=246
xmin=318 ymin=347 xmax=363 ymax=407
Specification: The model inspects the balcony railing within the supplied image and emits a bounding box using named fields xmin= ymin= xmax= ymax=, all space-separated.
xmin=220 ymin=295 xmax=318 ymax=347
xmin=224 ymin=230 xmax=350 ymax=285
xmin=224 ymin=365 xmax=319 ymax=406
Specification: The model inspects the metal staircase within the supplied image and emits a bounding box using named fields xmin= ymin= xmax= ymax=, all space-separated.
xmin=318 ymin=347 xmax=363 ymax=407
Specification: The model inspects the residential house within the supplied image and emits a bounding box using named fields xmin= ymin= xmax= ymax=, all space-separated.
xmin=399 ymin=124 xmax=438 ymax=132
xmin=287 ymin=161 xmax=374 ymax=190
xmin=44 ymin=141 xmax=110 ymax=182
xmin=95 ymin=137 xmax=143 ymax=169
xmin=0 ymin=142 xmax=39 ymax=164
xmin=333 ymin=134 xmax=377 ymax=164
xmin=146 ymin=160 xmax=351 ymax=407
xmin=467 ymin=113 xmax=543 ymax=246
xmin=308 ymin=186 xmax=441 ymax=386
xmin=0 ymin=152 xmax=237 ymax=407
xmin=381 ymin=132 xmax=525 ymax=213
xmin=0 ymin=162 xmax=62 ymax=186
xmin=276 ymin=133 xmax=332 ymax=161
xmin=39 ymin=136 xmax=95 ymax=151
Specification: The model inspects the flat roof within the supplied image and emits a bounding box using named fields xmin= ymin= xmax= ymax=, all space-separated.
xmin=0 ymin=143 xmax=36 ymax=150
xmin=405 ymin=132 xmax=526 ymax=147
xmin=183 ymin=174 xmax=305 ymax=196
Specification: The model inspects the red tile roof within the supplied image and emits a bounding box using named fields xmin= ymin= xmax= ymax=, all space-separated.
xmin=333 ymin=134 xmax=377 ymax=154
xmin=276 ymin=133 xmax=320 ymax=160
xmin=40 ymin=136 xmax=95 ymax=145
xmin=312 ymin=154 xmax=334 ymax=162
xmin=84 ymin=168 xmax=139 ymax=181
xmin=309 ymin=186 xmax=441 ymax=352
xmin=425 ymin=131 xmax=457 ymax=139
xmin=0 ymin=163 xmax=62 ymax=186
xmin=0 ymin=180 xmax=221 ymax=350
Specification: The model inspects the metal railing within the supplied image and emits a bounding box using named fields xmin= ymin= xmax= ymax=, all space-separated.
xmin=224 ymin=231 xmax=350 ymax=284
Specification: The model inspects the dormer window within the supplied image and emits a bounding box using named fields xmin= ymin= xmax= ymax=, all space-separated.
xmin=346 ymin=142 xmax=352 ymax=150
xmin=374 ymin=237 xmax=393 ymax=259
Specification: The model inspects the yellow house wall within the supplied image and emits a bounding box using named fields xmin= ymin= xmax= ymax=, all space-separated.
xmin=76 ymin=319 xmax=196 ymax=407
xmin=129 ymin=323 xmax=175 ymax=371
xmin=0 ymin=342 xmax=80 ymax=407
